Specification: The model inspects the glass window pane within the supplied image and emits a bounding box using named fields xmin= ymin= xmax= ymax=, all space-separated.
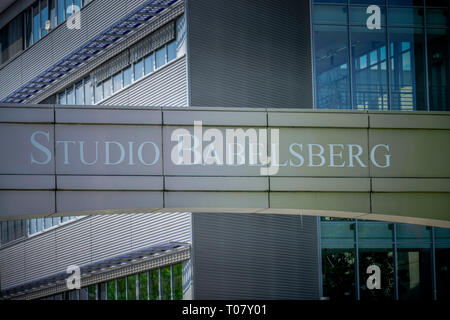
xmin=84 ymin=77 xmax=93 ymax=104
xmin=359 ymin=247 xmax=395 ymax=300
xmin=396 ymin=224 xmax=431 ymax=242
xmin=389 ymin=27 xmax=427 ymax=111
xmin=107 ymin=280 xmax=116 ymax=300
xmin=37 ymin=218 xmax=44 ymax=232
xmin=173 ymin=264 xmax=182 ymax=300
xmin=127 ymin=275 xmax=137 ymax=300
xmin=112 ymin=72 xmax=123 ymax=93
xmin=117 ymin=278 xmax=126 ymax=300
xmin=322 ymin=248 xmax=356 ymax=300
xmin=1 ymin=222 xmax=8 ymax=244
xmin=314 ymin=25 xmax=351 ymax=109
xmin=397 ymin=247 xmax=432 ymax=300
xmin=25 ymin=8 xmax=33 ymax=47
xmin=161 ymin=266 xmax=171 ymax=300
xmin=79 ymin=287 xmax=88 ymax=300
xmin=388 ymin=7 xmax=423 ymax=27
xmin=426 ymin=8 xmax=449 ymax=28
xmin=350 ymin=0 xmax=385 ymax=4
xmin=313 ymin=5 xmax=348 ymax=25
xmin=95 ymin=82 xmax=103 ymax=103
xmin=435 ymin=248 xmax=450 ymax=300
xmin=29 ymin=218 xmax=37 ymax=234
xmin=144 ymin=54 xmax=154 ymax=75
xmin=427 ymin=28 xmax=450 ymax=111
xmin=388 ymin=0 xmax=423 ymax=5
xmin=139 ymin=272 xmax=149 ymax=300
xmin=50 ymin=0 xmax=57 ymax=28
xmin=349 ymin=5 xmax=386 ymax=26
xmin=426 ymin=0 xmax=449 ymax=7
xmin=167 ymin=41 xmax=176 ymax=62
xmin=88 ymin=285 xmax=96 ymax=300
xmin=44 ymin=217 xmax=52 ymax=229
xmin=75 ymin=81 xmax=84 ymax=105
xmin=41 ymin=0 xmax=49 ymax=37
xmin=156 ymin=46 xmax=166 ymax=69
xmin=73 ymin=0 xmax=82 ymax=11
xmin=321 ymin=221 xmax=355 ymax=242
xmin=58 ymin=91 xmax=66 ymax=104
xmin=351 ymin=26 xmax=388 ymax=110
xmin=103 ymin=78 xmax=112 ymax=98
xmin=33 ymin=2 xmax=41 ymax=43
xmin=66 ymin=86 xmax=74 ymax=104
xmin=358 ymin=222 xmax=393 ymax=243
xmin=7 ymin=221 xmax=14 ymax=242
xmin=52 ymin=217 xmax=60 ymax=226
xmin=57 ymin=0 xmax=65 ymax=25
xmin=150 ymin=269 xmax=159 ymax=300
xmin=134 ymin=59 xmax=143 ymax=80
xmin=123 ymin=66 xmax=132 ymax=86
xmin=435 ymin=227 xmax=450 ymax=242
xmin=98 ymin=283 xmax=107 ymax=300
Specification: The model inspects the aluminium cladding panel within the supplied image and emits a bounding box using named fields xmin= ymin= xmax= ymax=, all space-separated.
xmin=192 ymin=213 xmax=319 ymax=300
xmin=0 ymin=212 xmax=192 ymax=290
xmin=187 ymin=0 xmax=313 ymax=108
xmin=0 ymin=0 xmax=149 ymax=100
xmin=100 ymin=56 xmax=188 ymax=106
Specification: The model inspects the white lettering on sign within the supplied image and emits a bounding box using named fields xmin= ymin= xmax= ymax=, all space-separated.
xmin=29 ymin=123 xmax=392 ymax=175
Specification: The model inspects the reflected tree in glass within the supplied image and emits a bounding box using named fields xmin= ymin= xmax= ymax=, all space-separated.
xmin=322 ymin=248 xmax=356 ymax=300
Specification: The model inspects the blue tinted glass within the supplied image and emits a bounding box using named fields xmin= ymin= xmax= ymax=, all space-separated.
xmin=57 ymin=0 xmax=65 ymax=24
xmin=314 ymin=25 xmax=351 ymax=109
xmin=75 ymin=81 xmax=84 ymax=105
xmin=427 ymin=28 xmax=450 ymax=111
xmin=314 ymin=0 xmax=347 ymax=3
xmin=388 ymin=7 xmax=424 ymax=26
xmin=73 ymin=0 xmax=82 ymax=10
xmin=41 ymin=0 xmax=49 ymax=37
xmin=144 ymin=54 xmax=154 ymax=74
xmin=33 ymin=3 xmax=41 ymax=43
xmin=44 ymin=218 xmax=52 ymax=229
xmin=37 ymin=218 xmax=44 ymax=232
xmin=167 ymin=41 xmax=176 ymax=62
xmin=426 ymin=8 xmax=449 ymax=27
xmin=103 ymin=78 xmax=112 ymax=98
xmin=52 ymin=217 xmax=60 ymax=226
xmin=313 ymin=5 xmax=348 ymax=24
xmin=351 ymin=26 xmax=388 ymax=110
xmin=113 ymin=72 xmax=123 ymax=93
xmin=389 ymin=28 xmax=426 ymax=110
xmin=29 ymin=219 xmax=37 ymax=234
xmin=58 ymin=91 xmax=66 ymax=104
xmin=123 ymin=66 xmax=132 ymax=86
xmin=134 ymin=59 xmax=144 ymax=80
xmin=350 ymin=0 xmax=385 ymax=4
xmin=84 ymin=77 xmax=93 ymax=104
xmin=95 ymin=82 xmax=103 ymax=103
xmin=426 ymin=0 xmax=449 ymax=7
xmin=349 ymin=5 xmax=386 ymax=26
xmin=156 ymin=47 xmax=166 ymax=69
xmin=389 ymin=0 xmax=423 ymax=4
xmin=66 ymin=87 xmax=74 ymax=104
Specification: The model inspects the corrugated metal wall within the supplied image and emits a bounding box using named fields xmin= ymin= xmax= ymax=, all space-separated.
xmin=100 ymin=56 xmax=187 ymax=106
xmin=192 ymin=213 xmax=320 ymax=300
xmin=0 ymin=212 xmax=192 ymax=290
xmin=0 ymin=0 xmax=150 ymax=100
xmin=187 ymin=0 xmax=313 ymax=108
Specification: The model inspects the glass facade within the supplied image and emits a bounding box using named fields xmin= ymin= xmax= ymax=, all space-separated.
xmin=321 ymin=218 xmax=450 ymax=300
xmin=39 ymin=263 xmax=184 ymax=300
xmin=313 ymin=0 xmax=450 ymax=111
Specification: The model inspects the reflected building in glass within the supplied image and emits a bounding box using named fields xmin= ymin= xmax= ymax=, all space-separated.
xmin=313 ymin=0 xmax=449 ymax=111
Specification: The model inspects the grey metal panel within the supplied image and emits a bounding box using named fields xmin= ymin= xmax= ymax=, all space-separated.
xmin=131 ymin=212 xmax=191 ymax=249
xmin=0 ymin=191 xmax=55 ymax=219
xmin=0 ymin=242 xmax=26 ymax=289
xmin=187 ymin=0 xmax=313 ymax=108
xmin=24 ymin=230 xmax=57 ymax=283
xmin=90 ymin=214 xmax=132 ymax=261
xmin=101 ymin=56 xmax=187 ymax=106
xmin=192 ymin=212 xmax=319 ymax=299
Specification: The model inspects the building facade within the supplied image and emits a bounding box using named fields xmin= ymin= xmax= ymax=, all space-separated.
xmin=0 ymin=0 xmax=449 ymax=300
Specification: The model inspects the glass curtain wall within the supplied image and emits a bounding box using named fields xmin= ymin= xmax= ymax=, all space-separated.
xmin=313 ymin=0 xmax=450 ymax=111
xmin=320 ymin=217 xmax=449 ymax=300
